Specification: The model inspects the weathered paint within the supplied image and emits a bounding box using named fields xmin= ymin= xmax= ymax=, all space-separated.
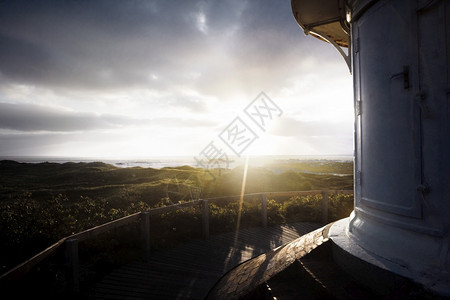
xmin=292 ymin=0 xmax=450 ymax=296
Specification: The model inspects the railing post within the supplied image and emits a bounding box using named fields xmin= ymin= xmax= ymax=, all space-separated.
xmin=261 ymin=193 xmax=268 ymax=228
xmin=321 ymin=191 xmax=329 ymax=224
xmin=65 ymin=238 xmax=79 ymax=294
xmin=202 ymin=199 xmax=210 ymax=239
xmin=141 ymin=211 xmax=150 ymax=262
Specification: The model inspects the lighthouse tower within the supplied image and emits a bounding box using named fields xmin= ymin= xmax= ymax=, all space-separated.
xmin=292 ymin=0 xmax=450 ymax=296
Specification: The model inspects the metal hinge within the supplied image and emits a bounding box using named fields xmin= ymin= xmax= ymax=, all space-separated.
xmin=356 ymin=100 xmax=362 ymax=116
xmin=354 ymin=36 xmax=360 ymax=53
xmin=354 ymin=37 xmax=360 ymax=53
xmin=416 ymin=92 xmax=432 ymax=119
xmin=417 ymin=184 xmax=430 ymax=193
xmin=417 ymin=183 xmax=434 ymax=211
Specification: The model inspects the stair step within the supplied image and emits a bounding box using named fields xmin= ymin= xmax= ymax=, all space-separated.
xmin=267 ymin=241 xmax=377 ymax=300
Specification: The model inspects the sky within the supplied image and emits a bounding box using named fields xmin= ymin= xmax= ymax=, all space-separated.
xmin=0 ymin=0 xmax=353 ymax=158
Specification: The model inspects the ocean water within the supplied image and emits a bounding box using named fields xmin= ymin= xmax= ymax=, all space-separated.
xmin=0 ymin=155 xmax=353 ymax=169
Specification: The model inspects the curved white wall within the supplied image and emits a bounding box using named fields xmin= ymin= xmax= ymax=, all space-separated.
xmin=348 ymin=0 xmax=450 ymax=294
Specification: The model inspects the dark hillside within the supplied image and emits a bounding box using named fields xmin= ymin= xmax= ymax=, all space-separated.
xmin=0 ymin=159 xmax=353 ymax=271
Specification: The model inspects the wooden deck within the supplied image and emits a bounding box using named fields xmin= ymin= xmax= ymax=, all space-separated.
xmin=89 ymin=222 xmax=321 ymax=299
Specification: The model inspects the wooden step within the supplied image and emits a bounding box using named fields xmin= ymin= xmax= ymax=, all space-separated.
xmin=267 ymin=242 xmax=377 ymax=300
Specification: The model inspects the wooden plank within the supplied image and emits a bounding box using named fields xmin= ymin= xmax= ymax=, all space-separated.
xmin=141 ymin=212 xmax=150 ymax=262
xmin=65 ymin=238 xmax=79 ymax=293
xmin=322 ymin=191 xmax=329 ymax=224
xmin=202 ymin=199 xmax=210 ymax=239
xmin=261 ymin=194 xmax=268 ymax=228
xmin=90 ymin=222 xmax=322 ymax=300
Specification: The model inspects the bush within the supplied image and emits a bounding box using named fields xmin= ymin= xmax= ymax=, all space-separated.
xmin=280 ymin=195 xmax=322 ymax=223
xmin=328 ymin=194 xmax=354 ymax=221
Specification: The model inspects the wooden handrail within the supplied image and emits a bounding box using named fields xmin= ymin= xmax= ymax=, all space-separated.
xmin=264 ymin=190 xmax=353 ymax=197
xmin=0 ymin=189 xmax=353 ymax=283
xmin=0 ymin=211 xmax=142 ymax=281
xmin=0 ymin=237 xmax=67 ymax=280
xmin=71 ymin=211 xmax=142 ymax=242
xmin=146 ymin=199 xmax=203 ymax=215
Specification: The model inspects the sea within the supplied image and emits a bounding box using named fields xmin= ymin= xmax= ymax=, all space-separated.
xmin=0 ymin=155 xmax=353 ymax=169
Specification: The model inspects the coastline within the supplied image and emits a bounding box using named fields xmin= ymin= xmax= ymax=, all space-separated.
xmin=0 ymin=155 xmax=353 ymax=170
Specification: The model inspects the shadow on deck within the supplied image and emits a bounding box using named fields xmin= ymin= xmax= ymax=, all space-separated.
xmin=89 ymin=222 xmax=321 ymax=299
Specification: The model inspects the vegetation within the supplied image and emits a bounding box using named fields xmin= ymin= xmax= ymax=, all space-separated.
xmin=0 ymin=159 xmax=353 ymax=282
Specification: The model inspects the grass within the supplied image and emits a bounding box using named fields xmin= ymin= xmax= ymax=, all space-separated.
xmin=0 ymin=159 xmax=354 ymax=274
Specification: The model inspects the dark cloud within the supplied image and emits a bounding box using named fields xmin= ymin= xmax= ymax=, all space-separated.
xmin=0 ymin=102 xmax=135 ymax=132
xmin=0 ymin=102 xmax=216 ymax=132
xmin=0 ymin=132 xmax=69 ymax=155
xmin=0 ymin=35 xmax=54 ymax=82
xmin=0 ymin=0 xmax=322 ymax=94
xmin=0 ymin=0 xmax=352 ymax=156
xmin=0 ymin=0 xmax=203 ymax=89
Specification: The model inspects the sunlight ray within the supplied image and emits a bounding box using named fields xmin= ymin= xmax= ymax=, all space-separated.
xmin=233 ymin=155 xmax=249 ymax=249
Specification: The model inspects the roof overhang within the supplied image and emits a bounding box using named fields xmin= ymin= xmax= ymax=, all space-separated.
xmin=291 ymin=0 xmax=351 ymax=71
xmin=291 ymin=0 xmax=350 ymax=47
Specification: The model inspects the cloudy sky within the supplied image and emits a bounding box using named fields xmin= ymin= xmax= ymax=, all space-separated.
xmin=0 ymin=0 xmax=353 ymax=158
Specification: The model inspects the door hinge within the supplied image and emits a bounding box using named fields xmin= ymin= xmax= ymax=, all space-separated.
xmin=417 ymin=184 xmax=430 ymax=193
xmin=356 ymin=100 xmax=362 ymax=116
xmin=354 ymin=37 xmax=360 ymax=54
xmin=416 ymin=92 xmax=432 ymax=119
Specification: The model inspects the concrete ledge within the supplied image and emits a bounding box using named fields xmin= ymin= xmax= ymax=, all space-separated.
xmin=329 ymin=218 xmax=449 ymax=299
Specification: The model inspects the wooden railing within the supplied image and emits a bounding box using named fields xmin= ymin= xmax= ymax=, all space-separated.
xmin=0 ymin=189 xmax=353 ymax=292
